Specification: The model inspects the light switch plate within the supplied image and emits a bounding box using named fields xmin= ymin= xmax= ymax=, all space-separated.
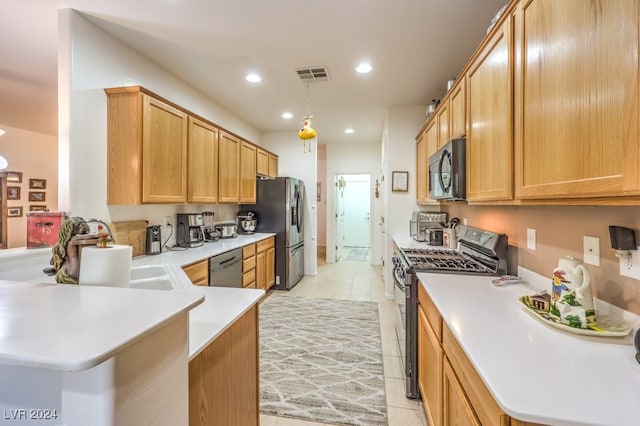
xmin=527 ymin=228 xmax=536 ymax=250
xmin=583 ymin=236 xmax=600 ymax=266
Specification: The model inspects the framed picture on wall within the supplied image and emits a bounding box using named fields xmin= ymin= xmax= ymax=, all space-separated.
xmin=29 ymin=191 xmax=46 ymax=202
xmin=7 ymin=186 xmax=20 ymax=200
xmin=8 ymin=206 xmax=23 ymax=217
xmin=29 ymin=178 xmax=46 ymax=189
xmin=6 ymin=171 xmax=22 ymax=183
xmin=391 ymin=171 xmax=409 ymax=192
xmin=30 ymin=205 xmax=48 ymax=212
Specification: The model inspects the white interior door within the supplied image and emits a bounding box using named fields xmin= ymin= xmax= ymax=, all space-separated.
xmin=334 ymin=176 xmax=346 ymax=261
xmin=342 ymin=175 xmax=371 ymax=247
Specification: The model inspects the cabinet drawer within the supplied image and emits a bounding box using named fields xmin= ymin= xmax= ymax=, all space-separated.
xmin=243 ymin=244 xmax=256 ymax=259
xmin=418 ymin=281 xmax=442 ymax=341
xmin=442 ymin=325 xmax=508 ymax=426
xmin=256 ymin=237 xmax=274 ymax=253
xmin=182 ymin=259 xmax=208 ymax=286
xmin=243 ymin=256 xmax=256 ymax=273
xmin=243 ymin=269 xmax=256 ymax=288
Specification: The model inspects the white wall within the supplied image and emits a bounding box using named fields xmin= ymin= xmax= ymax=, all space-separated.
xmin=381 ymin=106 xmax=432 ymax=297
xmin=0 ymin=125 xmax=58 ymax=248
xmin=262 ymin=131 xmax=317 ymax=276
xmin=58 ymin=10 xmax=260 ymax=244
xmin=325 ymin=142 xmax=382 ymax=266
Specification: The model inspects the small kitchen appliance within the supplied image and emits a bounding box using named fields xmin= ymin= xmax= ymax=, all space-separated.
xmin=393 ymin=225 xmax=508 ymax=399
xmin=428 ymin=138 xmax=466 ymax=201
xmin=237 ymin=211 xmax=257 ymax=234
xmin=176 ymin=213 xmax=204 ymax=248
xmin=409 ymin=211 xmax=447 ymax=242
xmin=145 ymin=225 xmax=162 ymax=255
xmin=215 ymin=223 xmax=237 ymax=239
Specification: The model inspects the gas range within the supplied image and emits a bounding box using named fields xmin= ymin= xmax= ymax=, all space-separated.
xmin=399 ymin=225 xmax=508 ymax=276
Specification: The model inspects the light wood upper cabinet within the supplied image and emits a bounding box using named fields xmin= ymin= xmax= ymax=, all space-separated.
xmin=240 ymin=141 xmax=257 ymax=203
xmin=268 ymin=153 xmax=278 ymax=178
xmin=188 ymin=117 xmax=218 ymax=204
xmin=106 ymin=88 xmax=188 ymax=204
xmin=515 ymin=0 xmax=640 ymax=200
xmin=449 ymin=79 xmax=466 ymax=139
xmin=256 ymin=148 xmax=269 ymax=176
xmin=218 ymin=131 xmax=241 ymax=203
xmin=436 ymin=100 xmax=450 ymax=149
xmin=466 ymin=12 xmax=514 ymax=202
xmin=142 ymin=95 xmax=189 ymax=203
xmin=416 ymin=130 xmax=429 ymax=204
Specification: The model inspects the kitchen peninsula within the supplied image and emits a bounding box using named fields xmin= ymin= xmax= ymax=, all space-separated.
xmin=0 ymin=232 xmax=274 ymax=426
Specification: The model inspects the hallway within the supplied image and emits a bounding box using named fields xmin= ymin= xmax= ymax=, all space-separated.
xmin=260 ymin=258 xmax=427 ymax=426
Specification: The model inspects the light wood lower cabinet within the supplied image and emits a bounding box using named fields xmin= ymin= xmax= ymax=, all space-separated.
xmin=255 ymin=237 xmax=275 ymax=291
xmin=418 ymin=281 xmax=538 ymax=426
xmin=443 ymin=357 xmax=481 ymax=426
xmin=182 ymin=259 xmax=208 ymax=286
xmin=242 ymin=244 xmax=257 ymax=288
xmin=189 ymin=304 xmax=258 ymax=426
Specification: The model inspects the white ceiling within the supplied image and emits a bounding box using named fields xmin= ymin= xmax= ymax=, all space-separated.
xmin=0 ymin=0 xmax=507 ymax=144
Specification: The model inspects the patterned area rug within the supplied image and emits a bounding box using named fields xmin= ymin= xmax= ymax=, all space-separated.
xmin=260 ymin=296 xmax=387 ymax=425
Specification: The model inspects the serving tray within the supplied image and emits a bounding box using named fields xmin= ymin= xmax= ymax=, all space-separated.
xmin=518 ymin=296 xmax=632 ymax=337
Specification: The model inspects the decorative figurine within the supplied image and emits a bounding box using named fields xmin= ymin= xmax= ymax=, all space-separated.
xmin=43 ymin=217 xmax=95 ymax=284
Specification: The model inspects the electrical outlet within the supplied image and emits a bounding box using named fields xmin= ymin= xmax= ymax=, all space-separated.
xmin=619 ymin=246 xmax=640 ymax=280
xmin=583 ymin=236 xmax=600 ymax=266
xmin=527 ymin=228 xmax=536 ymax=250
xmin=462 ymin=218 xmax=468 ymax=225
xmin=163 ymin=216 xmax=172 ymax=227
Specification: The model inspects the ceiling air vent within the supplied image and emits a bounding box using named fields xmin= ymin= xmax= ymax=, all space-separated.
xmin=295 ymin=66 xmax=330 ymax=83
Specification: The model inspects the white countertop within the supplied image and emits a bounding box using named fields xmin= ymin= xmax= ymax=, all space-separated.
xmin=0 ymin=233 xmax=274 ymax=369
xmin=417 ymin=268 xmax=640 ymax=426
xmin=0 ymin=280 xmax=203 ymax=372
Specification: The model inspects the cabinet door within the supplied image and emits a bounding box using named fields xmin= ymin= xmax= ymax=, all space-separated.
xmin=268 ymin=154 xmax=278 ymax=178
xmin=437 ymin=100 xmax=450 ymax=149
xmin=443 ymin=357 xmax=481 ymax=426
xmin=256 ymin=148 xmax=269 ymax=176
xmin=188 ymin=117 xmax=218 ymax=204
xmin=266 ymin=246 xmax=275 ymax=289
xmin=255 ymin=249 xmax=266 ymax=291
xmin=418 ymin=305 xmax=443 ymax=426
xmin=240 ymin=141 xmax=257 ymax=203
xmin=142 ymin=94 xmax=188 ymax=203
xmin=218 ymin=132 xmax=240 ymax=203
xmin=449 ymin=79 xmax=466 ymax=139
xmin=416 ymin=130 xmax=429 ymax=204
xmin=466 ymin=15 xmax=513 ymax=202
xmin=183 ymin=259 xmax=209 ymax=286
xmin=515 ymin=0 xmax=640 ymax=199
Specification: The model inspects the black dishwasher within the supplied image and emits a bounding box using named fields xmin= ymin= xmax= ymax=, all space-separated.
xmin=208 ymin=248 xmax=242 ymax=287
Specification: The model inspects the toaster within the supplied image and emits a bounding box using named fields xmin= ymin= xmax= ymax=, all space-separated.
xmin=410 ymin=211 xmax=447 ymax=242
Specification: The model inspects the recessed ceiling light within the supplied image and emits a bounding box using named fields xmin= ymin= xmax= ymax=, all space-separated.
xmin=344 ymin=128 xmax=355 ymax=134
xmin=0 ymin=128 xmax=5 ymax=137
xmin=281 ymin=112 xmax=293 ymax=119
xmin=356 ymin=63 xmax=372 ymax=74
xmin=245 ymin=73 xmax=262 ymax=83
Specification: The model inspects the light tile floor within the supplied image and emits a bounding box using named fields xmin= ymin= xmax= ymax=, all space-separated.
xmin=260 ymin=258 xmax=428 ymax=426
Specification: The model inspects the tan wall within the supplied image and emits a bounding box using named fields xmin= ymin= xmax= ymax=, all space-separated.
xmin=443 ymin=204 xmax=640 ymax=315
xmin=0 ymin=125 xmax=58 ymax=248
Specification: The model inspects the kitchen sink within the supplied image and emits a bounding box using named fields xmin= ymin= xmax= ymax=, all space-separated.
xmin=130 ymin=265 xmax=167 ymax=281
xmin=129 ymin=277 xmax=174 ymax=291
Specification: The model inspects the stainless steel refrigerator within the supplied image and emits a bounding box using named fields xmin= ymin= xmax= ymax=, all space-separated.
xmin=243 ymin=177 xmax=304 ymax=290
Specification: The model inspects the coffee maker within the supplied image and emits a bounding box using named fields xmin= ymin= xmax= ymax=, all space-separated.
xmin=176 ymin=213 xmax=204 ymax=248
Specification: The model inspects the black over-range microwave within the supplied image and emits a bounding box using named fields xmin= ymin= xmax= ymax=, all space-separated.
xmin=428 ymin=138 xmax=466 ymax=201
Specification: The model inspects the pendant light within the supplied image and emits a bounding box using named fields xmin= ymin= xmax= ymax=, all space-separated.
xmin=297 ymin=83 xmax=317 ymax=153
